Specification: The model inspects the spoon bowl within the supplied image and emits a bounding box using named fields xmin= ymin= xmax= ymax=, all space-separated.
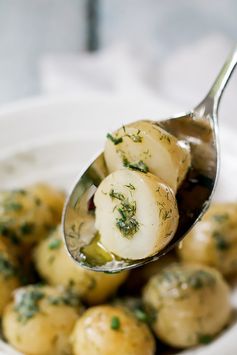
xmin=63 ymin=48 xmax=237 ymax=273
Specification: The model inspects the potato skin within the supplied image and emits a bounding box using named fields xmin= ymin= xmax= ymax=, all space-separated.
xmin=2 ymin=285 xmax=82 ymax=355
xmin=95 ymin=170 xmax=179 ymax=260
xmin=143 ymin=263 xmax=231 ymax=348
xmin=105 ymin=120 xmax=190 ymax=193
xmin=178 ymin=203 xmax=237 ymax=276
xmin=70 ymin=305 xmax=155 ymax=355
xmin=0 ymin=188 xmax=60 ymax=251
xmin=0 ymin=241 xmax=20 ymax=315
xmin=34 ymin=227 xmax=128 ymax=305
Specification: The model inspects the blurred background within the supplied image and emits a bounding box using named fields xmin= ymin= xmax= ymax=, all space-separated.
xmin=0 ymin=0 xmax=236 ymax=116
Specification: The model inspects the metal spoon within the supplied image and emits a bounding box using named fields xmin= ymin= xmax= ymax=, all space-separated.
xmin=63 ymin=48 xmax=237 ymax=273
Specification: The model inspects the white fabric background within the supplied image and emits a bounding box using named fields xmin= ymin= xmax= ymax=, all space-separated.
xmin=40 ymin=34 xmax=237 ymax=127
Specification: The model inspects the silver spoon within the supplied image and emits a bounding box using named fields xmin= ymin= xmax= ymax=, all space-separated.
xmin=63 ymin=48 xmax=237 ymax=273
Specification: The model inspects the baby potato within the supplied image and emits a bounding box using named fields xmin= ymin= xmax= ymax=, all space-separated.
xmin=29 ymin=183 xmax=65 ymax=225
xmin=34 ymin=226 xmax=129 ymax=305
xmin=143 ymin=263 xmax=231 ymax=348
xmin=0 ymin=240 xmax=20 ymax=315
xmin=2 ymin=285 xmax=82 ymax=355
xmin=94 ymin=169 xmax=179 ymax=260
xmin=70 ymin=305 xmax=155 ymax=355
xmin=0 ymin=189 xmax=59 ymax=251
xmin=105 ymin=120 xmax=190 ymax=192
xmin=178 ymin=203 xmax=237 ymax=276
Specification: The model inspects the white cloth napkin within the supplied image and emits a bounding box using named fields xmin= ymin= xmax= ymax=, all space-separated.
xmin=40 ymin=43 xmax=154 ymax=98
xmin=40 ymin=33 xmax=236 ymax=126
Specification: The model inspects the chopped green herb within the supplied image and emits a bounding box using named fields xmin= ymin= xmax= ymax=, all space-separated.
xmin=0 ymin=253 xmax=16 ymax=278
xmin=114 ymin=196 xmax=139 ymax=238
xmin=125 ymin=130 xmax=143 ymax=143
xmin=109 ymin=185 xmax=139 ymax=238
xmin=48 ymin=238 xmax=62 ymax=250
xmin=47 ymin=288 xmax=80 ymax=307
xmin=212 ymin=231 xmax=230 ymax=251
xmin=161 ymin=209 xmax=172 ymax=221
xmin=0 ymin=224 xmax=20 ymax=245
xmin=107 ymin=133 xmax=123 ymax=145
xmin=156 ymin=187 xmax=161 ymax=194
xmin=20 ymin=222 xmax=34 ymax=235
xmin=4 ymin=202 xmax=23 ymax=212
xmin=212 ymin=214 xmax=229 ymax=223
xmin=109 ymin=189 xmax=125 ymax=201
xmin=134 ymin=309 xmax=149 ymax=322
xmin=15 ymin=287 xmax=45 ymax=324
xmin=143 ymin=149 xmax=151 ymax=158
xmin=116 ymin=218 xmax=139 ymax=238
xmin=69 ymin=279 xmax=75 ymax=287
xmin=143 ymin=304 xmax=157 ymax=324
xmin=110 ymin=316 xmax=120 ymax=330
xmin=198 ymin=334 xmax=213 ymax=344
xmin=159 ymin=134 xmax=171 ymax=143
xmin=158 ymin=266 xmax=216 ymax=296
xmin=34 ymin=197 xmax=42 ymax=206
xmin=123 ymin=158 xmax=149 ymax=173
xmin=118 ymin=200 xmax=136 ymax=218
xmin=188 ymin=270 xmax=216 ymax=290
xmin=157 ymin=202 xmax=172 ymax=221
xmin=124 ymin=183 xmax=135 ymax=190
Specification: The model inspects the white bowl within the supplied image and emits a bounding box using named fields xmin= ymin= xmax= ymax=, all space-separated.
xmin=0 ymin=94 xmax=236 ymax=355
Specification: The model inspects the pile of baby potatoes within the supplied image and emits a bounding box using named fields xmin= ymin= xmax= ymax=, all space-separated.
xmin=0 ymin=183 xmax=236 ymax=355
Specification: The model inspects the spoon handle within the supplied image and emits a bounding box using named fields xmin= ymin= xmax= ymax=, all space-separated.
xmin=196 ymin=46 xmax=237 ymax=117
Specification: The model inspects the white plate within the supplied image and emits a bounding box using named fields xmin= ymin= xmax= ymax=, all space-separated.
xmin=0 ymin=95 xmax=236 ymax=355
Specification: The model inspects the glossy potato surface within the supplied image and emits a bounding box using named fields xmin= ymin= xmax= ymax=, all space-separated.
xmin=105 ymin=120 xmax=190 ymax=192
xmin=178 ymin=203 xmax=237 ymax=276
xmin=71 ymin=305 xmax=155 ymax=355
xmin=95 ymin=169 xmax=179 ymax=259
xmin=0 ymin=188 xmax=60 ymax=251
xmin=2 ymin=285 xmax=82 ymax=355
xmin=143 ymin=263 xmax=231 ymax=348
xmin=34 ymin=227 xmax=128 ymax=305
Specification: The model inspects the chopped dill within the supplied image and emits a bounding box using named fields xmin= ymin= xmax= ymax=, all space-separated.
xmin=20 ymin=222 xmax=34 ymax=235
xmin=124 ymin=183 xmax=136 ymax=190
xmin=15 ymin=287 xmax=45 ymax=324
xmin=116 ymin=200 xmax=139 ymax=238
xmin=34 ymin=197 xmax=42 ymax=206
xmin=109 ymin=189 xmax=125 ymax=201
xmin=47 ymin=288 xmax=81 ymax=307
xmin=4 ymin=202 xmax=23 ymax=212
xmin=125 ymin=129 xmax=143 ymax=143
xmin=198 ymin=334 xmax=213 ymax=344
xmin=48 ymin=238 xmax=62 ymax=250
xmin=187 ymin=270 xmax=216 ymax=289
xmin=110 ymin=316 xmax=120 ymax=330
xmin=107 ymin=133 xmax=123 ymax=145
xmin=0 ymin=253 xmax=16 ymax=278
xmin=159 ymin=134 xmax=171 ymax=143
xmin=123 ymin=157 xmax=149 ymax=173
xmin=212 ymin=231 xmax=230 ymax=251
